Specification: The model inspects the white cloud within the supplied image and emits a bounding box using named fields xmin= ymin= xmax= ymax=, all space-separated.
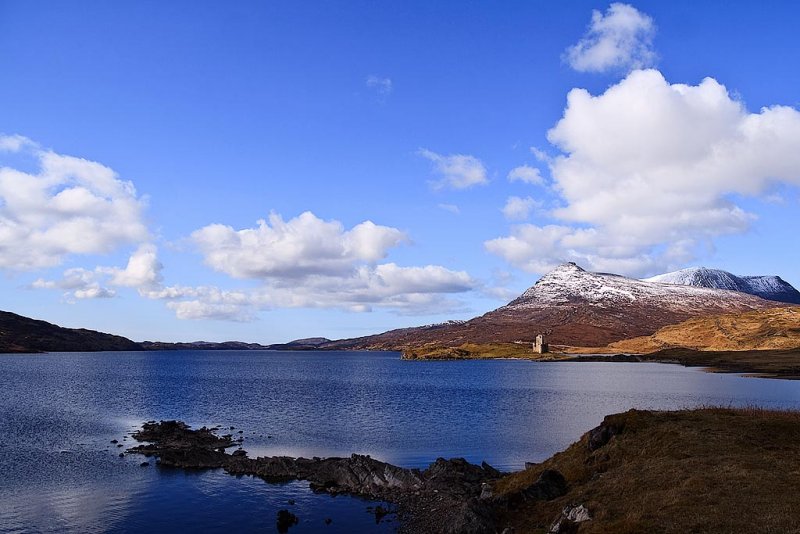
xmin=419 ymin=148 xmax=489 ymax=190
xmin=501 ymin=196 xmax=540 ymax=220
xmin=0 ymin=137 xmax=149 ymax=270
xmin=366 ymin=75 xmax=393 ymax=96
xmin=565 ymin=3 xmax=655 ymax=73
xmin=530 ymin=147 xmax=552 ymax=163
xmin=486 ymin=69 xmax=800 ymax=276
xmin=31 ymin=244 xmax=162 ymax=300
xmin=129 ymin=211 xmax=479 ymax=321
xmin=0 ymin=134 xmax=34 ymax=152
xmin=438 ymin=203 xmax=461 ymax=214
xmin=191 ymin=211 xmax=407 ymax=279
xmin=507 ymin=165 xmax=544 ymax=185
xmin=141 ymin=262 xmax=476 ymax=321
xmin=31 ymin=208 xmax=478 ymax=319
xmin=32 ymin=267 xmax=117 ymax=300
xmin=100 ymin=243 xmax=163 ymax=288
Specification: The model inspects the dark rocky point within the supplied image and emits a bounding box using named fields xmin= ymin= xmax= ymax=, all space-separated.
xmin=128 ymin=420 xmax=505 ymax=533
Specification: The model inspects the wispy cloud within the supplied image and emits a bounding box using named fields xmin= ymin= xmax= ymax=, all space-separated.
xmin=438 ymin=203 xmax=461 ymax=214
xmin=419 ymin=148 xmax=489 ymax=190
xmin=507 ymin=165 xmax=544 ymax=185
xmin=366 ymin=75 xmax=393 ymax=96
xmin=565 ymin=3 xmax=656 ymax=73
xmin=501 ymin=196 xmax=540 ymax=221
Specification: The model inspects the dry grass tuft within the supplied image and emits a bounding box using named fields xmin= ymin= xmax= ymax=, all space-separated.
xmin=493 ymin=407 xmax=800 ymax=533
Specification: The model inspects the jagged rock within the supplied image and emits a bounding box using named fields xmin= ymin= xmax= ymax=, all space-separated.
xmin=479 ymin=482 xmax=493 ymax=500
xmin=549 ymin=504 xmax=592 ymax=533
xmin=587 ymin=419 xmax=624 ymax=451
xmin=522 ymin=469 xmax=567 ymax=501
xmin=445 ymin=500 xmax=495 ymax=534
xmin=481 ymin=461 xmax=501 ymax=477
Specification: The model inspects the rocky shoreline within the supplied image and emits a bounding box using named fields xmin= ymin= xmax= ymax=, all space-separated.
xmin=125 ymin=407 xmax=800 ymax=533
xmin=127 ymin=420 xmax=570 ymax=533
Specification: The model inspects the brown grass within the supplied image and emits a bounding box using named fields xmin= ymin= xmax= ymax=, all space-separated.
xmin=610 ymin=306 xmax=800 ymax=353
xmin=640 ymin=348 xmax=800 ymax=379
xmin=492 ymin=407 xmax=800 ymax=533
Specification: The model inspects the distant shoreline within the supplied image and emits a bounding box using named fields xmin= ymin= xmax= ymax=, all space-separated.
xmin=400 ymin=343 xmax=800 ymax=380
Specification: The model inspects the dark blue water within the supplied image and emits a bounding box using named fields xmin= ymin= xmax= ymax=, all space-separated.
xmin=1 ymin=350 xmax=799 ymax=533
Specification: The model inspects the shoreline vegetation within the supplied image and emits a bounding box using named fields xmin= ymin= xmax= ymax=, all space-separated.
xmin=127 ymin=407 xmax=800 ymax=533
xmin=400 ymin=343 xmax=800 ymax=380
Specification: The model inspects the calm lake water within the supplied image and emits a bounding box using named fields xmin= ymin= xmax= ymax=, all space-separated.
xmin=1 ymin=350 xmax=800 ymax=533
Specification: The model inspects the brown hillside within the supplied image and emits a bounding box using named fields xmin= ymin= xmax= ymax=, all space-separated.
xmin=611 ymin=306 xmax=800 ymax=353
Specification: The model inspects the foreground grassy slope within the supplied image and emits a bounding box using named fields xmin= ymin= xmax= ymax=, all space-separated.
xmin=494 ymin=408 xmax=800 ymax=533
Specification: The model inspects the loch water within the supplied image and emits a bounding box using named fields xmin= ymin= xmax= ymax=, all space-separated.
xmin=1 ymin=350 xmax=799 ymax=533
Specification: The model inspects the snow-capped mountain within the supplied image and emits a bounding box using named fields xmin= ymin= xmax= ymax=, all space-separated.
xmin=645 ymin=267 xmax=800 ymax=305
xmin=506 ymin=262 xmax=766 ymax=311
xmin=329 ymin=262 xmax=779 ymax=349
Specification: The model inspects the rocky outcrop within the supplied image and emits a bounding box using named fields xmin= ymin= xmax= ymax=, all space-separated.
xmin=549 ymin=504 xmax=592 ymax=534
xmin=129 ymin=420 xmax=503 ymax=533
xmin=587 ymin=418 xmax=625 ymax=451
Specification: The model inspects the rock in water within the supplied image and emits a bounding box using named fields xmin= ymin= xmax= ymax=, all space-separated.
xmin=276 ymin=509 xmax=298 ymax=533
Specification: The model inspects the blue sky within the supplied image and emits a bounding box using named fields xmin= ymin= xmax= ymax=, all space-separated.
xmin=1 ymin=1 xmax=800 ymax=343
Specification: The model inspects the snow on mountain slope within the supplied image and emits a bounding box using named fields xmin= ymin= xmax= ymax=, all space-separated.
xmin=645 ymin=267 xmax=800 ymax=305
xmin=327 ymin=262 xmax=782 ymax=348
xmin=504 ymin=263 xmax=769 ymax=312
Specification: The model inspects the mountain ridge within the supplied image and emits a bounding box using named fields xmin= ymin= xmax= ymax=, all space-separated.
xmin=645 ymin=267 xmax=800 ymax=304
xmin=324 ymin=262 xmax=786 ymax=349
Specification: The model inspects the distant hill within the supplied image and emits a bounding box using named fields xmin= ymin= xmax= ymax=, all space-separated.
xmin=645 ymin=267 xmax=800 ymax=304
xmin=610 ymin=306 xmax=800 ymax=353
xmin=0 ymin=310 xmax=141 ymax=353
xmin=266 ymin=337 xmax=332 ymax=350
xmin=140 ymin=338 xmax=332 ymax=351
xmin=139 ymin=340 xmax=271 ymax=351
xmin=325 ymin=263 xmax=782 ymax=349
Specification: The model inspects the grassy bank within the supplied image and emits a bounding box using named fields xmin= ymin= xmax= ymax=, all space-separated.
xmin=492 ymin=407 xmax=800 ymax=533
xmin=401 ymin=342 xmax=800 ymax=379
xmin=640 ymin=347 xmax=800 ymax=378
xmin=400 ymin=342 xmax=555 ymax=360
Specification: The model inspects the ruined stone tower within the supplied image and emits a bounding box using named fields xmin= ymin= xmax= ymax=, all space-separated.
xmin=533 ymin=334 xmax=549 ymax=354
